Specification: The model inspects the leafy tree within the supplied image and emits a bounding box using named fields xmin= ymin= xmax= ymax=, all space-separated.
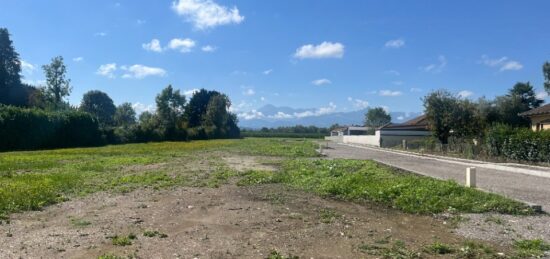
xmin=42 ymin=56 xmax=71 ymax=107
xmin=155 ymin=85 xmax=186 ymax=140
xmin=185 ymin=88 xmax=222 ymax=128
xmin=544 ymin=61 xmax=550 ymax=95
xmin=0 ymin=28 xmax=26 ymax=106
xmin=80 ymin=90 xmax=116 ymax=127
xmin=423 ymin=90 xmax=480 ymax=144
xmin=364 ymin=107 xmax=391 ymax=128
xmin=490 ymin=82 xmax=544 ymax=127
xmin=114 ymin=102 xmax=136 ymax=127
xmin=508 ymin=82 xmax=543 ymax=109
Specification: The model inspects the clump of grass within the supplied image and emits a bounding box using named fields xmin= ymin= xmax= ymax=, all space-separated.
xmin=70 ymin=218 xmax=91 ymax=227
xmin=458 ymin=240 xmax=495 ymax=258
xmin=484 ymin=215 xmax=504 ymax=225
xmin=425 ymin=241 xmax=454 ymax=254
xmin=98 ymin=254 xmax=125 ymax=259
xmin=246 ymin=159 xmax=533 ymax=214
xmin=237 ymin=170 xmax=279 ymax=186
xmin=111 ymin=234 xmax=136 ymax=246
xmin=319 ymin=208 xmax=340 ymax=224
xmin=266 ymin=250 xmax=299 ymax=259
xmin=143 ymin=230 xmax=168 ymax=238
xmin=231 ymin=138 xmax=319 ymax=158
xmin=514 ymin=239 xmax=550 ymax=258
xmin=359 ymin=240 xmax=420 ymax=258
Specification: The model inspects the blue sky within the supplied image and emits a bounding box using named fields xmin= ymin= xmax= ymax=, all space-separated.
xmin=3 ymin=0 xmax=549 ymax=120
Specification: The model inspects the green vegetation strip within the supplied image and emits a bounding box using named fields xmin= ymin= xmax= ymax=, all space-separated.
xmin=239 ymin=159 xmax=533 ymax=214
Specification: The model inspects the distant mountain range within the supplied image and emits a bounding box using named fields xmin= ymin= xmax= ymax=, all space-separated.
xmin=238 ymin=104 xmax=423 ymax=129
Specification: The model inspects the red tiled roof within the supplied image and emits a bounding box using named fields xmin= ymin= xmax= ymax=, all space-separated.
xmin=519 ymin=104 xmax=550 ymax=117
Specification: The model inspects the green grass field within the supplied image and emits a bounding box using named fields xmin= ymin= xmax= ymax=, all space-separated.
xmin=0 ymin=138 xmax=533 ymax=218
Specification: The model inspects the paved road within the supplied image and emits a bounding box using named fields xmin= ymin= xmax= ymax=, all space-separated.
xmin=323 ymin=143 xmax=550 ymax=212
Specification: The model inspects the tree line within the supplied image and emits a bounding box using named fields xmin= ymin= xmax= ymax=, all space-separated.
xmin=0 ymin=28 xmax=239 ymax=150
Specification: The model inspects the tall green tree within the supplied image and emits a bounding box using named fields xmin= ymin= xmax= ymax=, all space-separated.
xmin=491 ymin=82 xmax=544 ymax=127
xmin=0 ymin=28 xmax=25 ymax=106
xmin=185 ymin=88 xmax=222 ymax=128
xmin=508 ymin=82 xmax=543 ymax=109
xmin=155 ymin=85 xmax=186 ymax=140
xmin=543 ymin=61 xmax=550 ymax=95
xmin=423 ymin=90 xmax=480 ymax=144
xmin=42 ymin=56 xmax=71 ymax=107
xmin=114 ymin=102 xmax=136 ymax=127
xmin=80 ymin=90 xmax=116 ymax=127
xmin=364 ymin=107 xmax=391 ymax=128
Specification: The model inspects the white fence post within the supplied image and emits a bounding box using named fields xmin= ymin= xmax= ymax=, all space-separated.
xmin=466 ymin=167 xmax=476 ymax=188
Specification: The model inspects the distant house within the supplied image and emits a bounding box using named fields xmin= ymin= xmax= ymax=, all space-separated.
xmin=330 ymin=126 xmax=370 ymax=136
xmin=519 ymin=104 xmax=550 ymax=131
xmin=378 ymin=115 xmax=431 ymax=147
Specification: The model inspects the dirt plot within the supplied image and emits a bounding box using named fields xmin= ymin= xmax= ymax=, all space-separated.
xmin=0 ymin=183 xmax=498 ymax=259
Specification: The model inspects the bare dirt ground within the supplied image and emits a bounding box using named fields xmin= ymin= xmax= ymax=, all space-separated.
xmin=0 ymin=154 xmax=514 ymax=258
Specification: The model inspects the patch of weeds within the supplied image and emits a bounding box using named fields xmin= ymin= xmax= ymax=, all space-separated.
xmin=205 ymin=167 xmax=237 ymax=188
xmin=111 ymin=234 xmax=136 ymax=246
xmin=266 ymin=250 xmax=299 ymax=259
xmin=261 ymin=192 xmax=286 ymax=205
xmin=319 ymin=208 xmax=340 ymax=224
xmin=484 ymin=215 xmax=504 ymax=225
xmin=449 ymin=214 xmax=469 ymax=228
xmin=359 ymin=240 xmax=420 ymax=258
xmin=237 ymin=170 xmax=279 ymax=186
xmin=457 ymin=240 xmax=495 ymax=258
xmin=514 ymin=239 xmax=550 ymax=258
xmin=98 ymin=254 xmax=125 ymax=259
xmin=70 ymin=218 xmax=91 ymax=227
xmin=143 ymin=230 xmax=168 ymax=238
xmin=425 ymin=241 xmax=454 ymax=254
xmin=276 ymin=159 xmax=534 ymax=215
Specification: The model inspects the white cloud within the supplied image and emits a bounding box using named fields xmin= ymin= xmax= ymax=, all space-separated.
xmin=132 ymin=102 xmax=155 ymax=114
xmin=20 ymin=60 xmax=35 ymax=74
xmin=397 ymin=116 xmax=404 ymax=120
xmin=294 ymin=42 xmax=344 ymax=59
xmin=271 ymin=112 xmax=293 ymax=119
xmin=294 ymin=102 xmax=337 ymax=118
xmin=480 ymin=55 xmax=523 ymax=71
xmin=171 ymin=0 xmax=244 ymax=30
xmin=242 ymin=88 xmax=255 ymax=96
xmin=260 ymin=96 xmax=266 ymax=101
xmin=536 ymin=91 xmax=548 ymax=100
xmin=137 ymin=19 xmax=147 ymax=25
xmin=183 ymin=88 xmax=200 ymax=98
xmin=22 ymin=79 xmax=46 ymax=86
xmin=385 ymin=39 xmax=405 ymax=49
xmin=168 ymin=38 xmax=196 ymax=53
xmin=143 ymin=39 xmax=163 ymax=52
xmin=201 ymin=45 xmax=216 ymax=52
xmin=347 ymin=97 xmax=369 ymax=109
xmin=385 ymin=70 xmax=400 ymax=76
xmin=96 ymin=63 xmax=117 ymax=78
xmin=121 ymin=64 xmax=166 ymax=79
xmin=410 ymin=87 xmax=422 ymax=92
xmin=458 ymin=90 xmax=474 ymax=98
xmin=238 ymin=110 xmax=264 ymax=120
xmin=420 ymin=55 xmax=447 ymax=73
xmin=94 ymin=32 xmax=107 ymax=37
xmin=312 ymin=78 xmax=332 ymax=86
xmin=379 ymin=90 xmax=403 ymax=96
xmin=238 ymin=102 xmax=338 ymax=121
xmin=73 ymin=57 xmax=84 ymax=62
xmin=263 ymin=69 xmax=273 ymax=75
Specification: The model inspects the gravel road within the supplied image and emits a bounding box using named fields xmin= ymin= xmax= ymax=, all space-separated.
xmin=323 ymin=143 xmax=550 ymax=212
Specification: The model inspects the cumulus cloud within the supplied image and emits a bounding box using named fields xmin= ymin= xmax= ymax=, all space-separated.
xmin=536 ymin=91 xmax=548 ymax=100
xmin=385 ymin=39 xmax=405 ymax=48
xmin=73 ymin=57 xmax=84 ymax=62
xmin=263 ymin=69 xmax=273 ymax=75
xmin=201 ymin=45 xmax=216 ymax=52
xmin=242 ymin=88 xmax=255 ymax=96
xmin=458 ymin=90 xmax=474 ymax=98
xmin=379 ymin=90 xmax=403 ymax=96
xmin=121 ymin=64 xmax=166 ymax=79
xmin=168 ymin=38 xmax=196 ymax=53
xmin=480 ymin=55 xmax=523 ymax=71
xmin=143 ymin=39 xmax=163 ymax=52
xmin=294 ymin=42 xmax=344 ymax=59
xmin=20 ymin=60 xmax=35 ymax=74
xmin=420 ymin=55 xmax=447 ymax=73
xmin=94 ymin=32 xmax=107 ymax=37
xmin=238 ymin=110 xmax=264 ymax=120
xmin=96 ymin=63 xmax=117 ymax=78
xmin=237 ymin=102 xmax=338 ymax=121
xmin=410 ymin=87 xmax=422 ymax=92
xmin=347 ymin=97 xmax=369 ymax=109
xmin=171 ymin=0 xmax=244 ymax=30
xmin=132 ymin=102 xmax=155 ymax=114
xmin=312 ymin=78 xmax=332 ymax=86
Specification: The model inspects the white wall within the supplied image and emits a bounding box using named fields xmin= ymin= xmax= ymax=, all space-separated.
xmin=341 ymin=131 xmax=381 ymax=147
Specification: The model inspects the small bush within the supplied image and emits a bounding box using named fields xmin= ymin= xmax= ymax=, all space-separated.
xmin=426 ymin=242 xmax=454 ymax=254
xmin=111 ymin=234 xmax=136 ymax=246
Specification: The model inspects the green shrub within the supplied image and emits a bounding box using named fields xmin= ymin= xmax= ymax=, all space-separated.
xmin=486 ymin=124 xmax=550 ymax=163
xmin=0 ymin=105 xmax=102 ymax=151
